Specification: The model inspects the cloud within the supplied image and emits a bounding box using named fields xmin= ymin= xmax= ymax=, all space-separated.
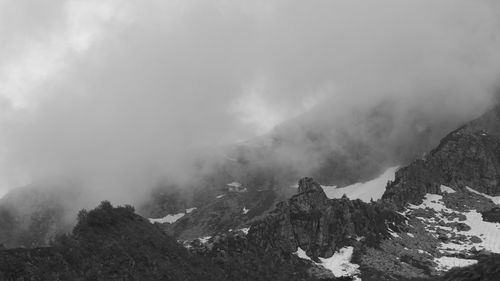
xmin=1 ymin=0 xmax=500 ymax=204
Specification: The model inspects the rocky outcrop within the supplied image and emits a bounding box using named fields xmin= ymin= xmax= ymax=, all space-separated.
xmin=248 ymin=177 xmax=405 ymax=259
xmin=383 ymin=105 xmax=500 ymax=208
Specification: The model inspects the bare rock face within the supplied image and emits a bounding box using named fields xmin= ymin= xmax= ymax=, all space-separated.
xmin=297 ymin=177 xmax=325 ymax=194
xmin=383 ymin=105 xmax=500 ymax=208
xmin=295 ymin=177 xmax=329 ymax=211
xmin=249 ymin=177 xmax=405 ymax=259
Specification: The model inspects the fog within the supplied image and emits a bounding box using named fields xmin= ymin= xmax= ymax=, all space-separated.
xmin=1 ymin=0 xmax=500 ymax=206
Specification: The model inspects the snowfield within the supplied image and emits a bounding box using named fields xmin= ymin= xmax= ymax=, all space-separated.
xmin=322 ymin=166 xmax=398 ymax=202
xmin=294 ymin=246 xmax=361 ymax=280
xmin=407 ymin=193 xmax=500 ymax=270
xmin=440 ymin=185 xmax=456 ymax=194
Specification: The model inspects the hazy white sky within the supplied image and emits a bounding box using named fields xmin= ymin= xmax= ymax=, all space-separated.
xmin=1 ymin=0 xmax=500 ymax=200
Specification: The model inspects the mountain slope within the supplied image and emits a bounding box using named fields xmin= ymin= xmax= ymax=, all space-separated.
xmin=0 ymin=201 xmax=226 ymax=281
xmin=0 ymin=201 xmax=348 ymax=281
xmin=0 ymin=100 xmax=461 ymax=249
xmin=383 ymin=105 xmax=500 ymax=208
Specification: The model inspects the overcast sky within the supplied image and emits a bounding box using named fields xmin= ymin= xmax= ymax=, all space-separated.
xmin=1 ymin=0 xmax=500 ymax=200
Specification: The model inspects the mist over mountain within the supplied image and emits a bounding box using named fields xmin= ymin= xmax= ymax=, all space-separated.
xmin=3 ymin=2 xmax=500 ymax=279
xmin=1 ymin=0 xmax=500 ymax=207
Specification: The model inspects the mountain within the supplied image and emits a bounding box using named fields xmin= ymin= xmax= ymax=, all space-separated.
xmin=140 ymin=100 xmax=460 ymax=243
xmin=0 ymin=100 xmax=449 ymax=249
xmin=2 ymin=104 xmax=500 ymax=280
xmin=173 ymin=105 xmax=500 ymax=280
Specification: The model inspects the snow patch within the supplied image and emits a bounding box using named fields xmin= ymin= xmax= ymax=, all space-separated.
xmin=408 ymin=193 xmax=500 ymax=255
xmin=320 ymin=247 xmax=361 ymax=279
xmin=440 ymin=185 xmax=456 ymax=194
xmin=227 ymin=182 xmax=242 ymax=188
xmin=322 ymin=166 xmax=398 ymax=202
xmin=295 ymin=247 xmax=312 ymax=261
xmin=442 ymin=210 xmax=500 ymax=254
xmin=408 ymin=194 xmax=447 ymax=212
xmin=198 ymin=236 xmax=211 ymax=244
xmin=243 ymin=206 xmax=249 ymax=214
xmin=149 ymin=213 xmax=185 ymax=224
xmin=466 ymin=187 xmax=500 ymax=205
xmin=240 ymin=227 xmax=250 ymax=235
xmin=434 ymin=256 xmax=477 ymax=271
xmin=226 ymin=181 xmax=247 ymax=192
xmin=294 ymin=247 xmax=361 ymax=280
xmin=216 ymin=194 xmax=225 ymax=199
xmin=149 ymin=207 xmax=197 ymax=224
xmin=389 ymin=231 xmax=400 ymax=238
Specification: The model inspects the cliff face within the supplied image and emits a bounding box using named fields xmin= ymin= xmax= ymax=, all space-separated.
xmin=383 ymin=105 xmax=500 ymax=208
xmin=248 ymin=177 xmax=405 ymax=259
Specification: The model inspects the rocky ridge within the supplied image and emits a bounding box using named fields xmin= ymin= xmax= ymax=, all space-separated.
xmin=383 ymin=105 xmax=500 ymax=208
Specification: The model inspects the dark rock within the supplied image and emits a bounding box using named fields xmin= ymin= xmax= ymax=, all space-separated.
xmin=383 ymin=105 xmax=500 ymax=209
xmin=451 ymin=222 xmax=471 ymax=232
xmin=481 ymin=207 xmax=500 ymax=223
xmin=438 ymin=254 xmax=500 ymax=281
xmin=249 ymin=177 xmax=405 ymax=259
xmin=470 ymin=236 xmax=483 ymax=244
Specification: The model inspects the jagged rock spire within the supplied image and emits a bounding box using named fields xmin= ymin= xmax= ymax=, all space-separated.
xmin=296 ymin=177 xmax=328 ymax=206
xmin=298 ymin=177 xmax=326 ymax=195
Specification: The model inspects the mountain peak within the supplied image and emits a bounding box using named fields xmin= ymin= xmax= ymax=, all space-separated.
xmin=297 ymin=177 xmax=325 ymax=194
xmin=295 ymin=177 xmax=328 ymax=208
